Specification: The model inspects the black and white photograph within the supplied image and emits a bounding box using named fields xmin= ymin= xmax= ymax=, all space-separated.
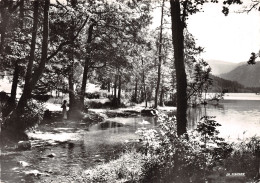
xmin=0 ymin=0 xmax=260 ymax=182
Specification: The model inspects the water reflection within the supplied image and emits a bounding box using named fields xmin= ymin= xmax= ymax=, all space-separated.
xmin=187 ymin=100 xmax=260 ymax=140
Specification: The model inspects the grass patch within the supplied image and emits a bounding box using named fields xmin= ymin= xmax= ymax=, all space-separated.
xmin=82 ymin=151 xmax=147 ymax=183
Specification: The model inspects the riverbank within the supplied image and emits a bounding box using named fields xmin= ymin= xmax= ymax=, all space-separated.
xmin=0 ymin=113 xmax=121 ymax=182
xmin=1 ymin=101 xmax=259 ymax=182
xmin=81 ymin=115 xmax=260 ymax=183
xmin=0 ymin=103 xmax=167 ymax=183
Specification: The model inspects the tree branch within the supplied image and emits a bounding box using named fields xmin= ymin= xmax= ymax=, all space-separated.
xmin=47 ymin=16 xmax=89 ymax=61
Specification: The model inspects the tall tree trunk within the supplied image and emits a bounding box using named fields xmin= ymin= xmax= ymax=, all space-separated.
xmin=11 ymin=0 xmax=24 ymax=103
xmin=68 ymin=62 xmax=76 ymax=110
xmin=159 ymin=86 xmax=164 ymax=106
xmin=3 ymin=0 xmax=25 ymax=117
xmin=170 ymin=0 xmax=187 ymax=136
xmin=16 ymin=0 xmax=50 ymax=113
xmin=67 ymin=11 xmax=77 ymax=113
xmin=108 ymin=81 xmax=110 ymax=93
xmin=114 ymin=74 xmax=117 ymax=100
xmin=142 ymin=59 xmax=147 ymax=107
xmin=15 ymin=0 xmax=40 ymax=116
xmin=154 ymin=0 xmax=164 ymax=108
xmin=10 ymin=61 xmax=19 ymax=104
xmin=30 ymin=0 xmax=49 ymax=88
xmin=134 ymin=78 xmax=138 ymax=103
xmin=80 ymin=22 xmax=94 ymax=110
xmin=118 ymin=74 xmax=121 ymax=105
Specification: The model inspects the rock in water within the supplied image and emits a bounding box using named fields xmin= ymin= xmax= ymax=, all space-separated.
xmin=141 ymin=109 xmax=158 ymax=116
xmin=47 ymin=153 xmax=56 ymax=158
xmin=94 ymin=159 xmax=104 ymax=163
xmin=18 ymin=161 xmax=30 ymax=167
xmin=17 ymin=141 xmax=31 ymax=150
xmin=24 ymin=170 xmax=42 ymax=176
xmin=139 ymin=120 xmax=150 ymax=125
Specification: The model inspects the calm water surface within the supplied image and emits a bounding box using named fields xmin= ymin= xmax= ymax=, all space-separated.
xmin=188 ymin=93 xmax=260 ymax=140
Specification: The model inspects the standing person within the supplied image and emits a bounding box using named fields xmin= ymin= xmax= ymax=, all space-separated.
xmin=61 ymin=100 xmax=67 ymax=120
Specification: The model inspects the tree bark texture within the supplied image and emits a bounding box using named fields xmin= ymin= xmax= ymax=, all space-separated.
xmin=114 ymin=74 xmax=117 ymax=100
xmin=154 ymin=0 xmax=165 ymax=108
xmin=80 ymin=22 xmax=94 ymax=109
xmin=134 ymin=78 xmax=138 ymax=103
xmin=16 ymin=0 xmax=40 ymax=115
xmin=142 ymin=59 xmax=147 ymax=107
xmin=8 ymin=0 xmax=24 ymax=106
xmin=10 ymin=61 xmax=19 ymax=104
xmin=159 ymin=86 xmax=164 ymax=106
xmin=118 ymin=74 xmax=121 ymax=104
xmin=68 ymin=62 xmax=76 ymax=110
xmin=108 ymin=81 xmax=110 ymax=92
xmin=30 ymin=0 xmax=50 ymax=88
xmin=170 ymin=0 xmax=187 ymax=136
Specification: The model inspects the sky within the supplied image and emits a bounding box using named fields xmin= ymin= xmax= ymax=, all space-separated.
xmin=153 ymin=1 xmax=260 ymax=63
xmin=187 ymin=2 xmax=260 ymax=63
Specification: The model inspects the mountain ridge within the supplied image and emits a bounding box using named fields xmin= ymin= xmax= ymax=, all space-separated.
xmin=220 ymin=62 xmax=260 ymax=87
xmin=206 ymin=59 xmax=244 ymax=76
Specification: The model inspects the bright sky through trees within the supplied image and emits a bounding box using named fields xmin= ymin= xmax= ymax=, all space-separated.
xmin=187 ymin=2 xmax=260 ymax=63
xmin=152 ymin=1 xmax=260 ymax=63
xmin=52 ymin=0 xmax=259 ymax=63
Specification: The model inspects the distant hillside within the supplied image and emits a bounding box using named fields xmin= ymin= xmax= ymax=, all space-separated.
xmin=206 ymin=60 xmax=243 ymax=76
xmin=209 ymin=74 xmax=245 ymax=93
xmin=220 ymin=62 xmax=260 ymax=87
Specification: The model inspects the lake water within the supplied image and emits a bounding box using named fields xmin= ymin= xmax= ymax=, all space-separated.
xmin=188 ymin=93 xmax=260 ymax=141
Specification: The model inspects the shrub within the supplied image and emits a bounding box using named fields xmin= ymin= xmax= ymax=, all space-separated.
xmin=85 ymin=92 xmax=100 ymax=99
xmin=86 ymin=101 xmax=103 ymax=109
xmin=82 ymin=151 xmax=146 ymax=182
xmin=0 ymin=91 xmax=9 ymax=103
xmin=164 ymin=94 xmax=177 ymax=106
xmin=164 ymin=100 xmax=176 ymax=106
xmin=19 ymin=100 xmax=45 ymax=130
xmin=85 ymin=98 xmax=126 ymax=109
xmin=137 ymin=114 xmax=232 ymax=182
xmin=224 ymin=136 xmax=260 ymax=181
xmin=3 ymin=99 xmax=45 ymax=132
xmin=32 ymin=94 xmax=52 ymax=102
xmin=107 ymin=94 xmax=114 ymax=101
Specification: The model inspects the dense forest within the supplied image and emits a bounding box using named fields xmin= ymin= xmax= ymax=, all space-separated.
xmin=209 ymin=74 xmax=260 ymax=93
xmin=0 ymin=0 xmax=218 ymax=136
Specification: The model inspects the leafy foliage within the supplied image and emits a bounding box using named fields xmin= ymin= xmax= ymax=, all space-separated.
xmin=3 ymin=99 xmax=45 ymax=132
xmin=224 ymin=136 xmax=260 ymax=181
xmin=248 ymin=52 xmax=258 ymax=65
xmin=137 ymin=114 xmax=232 ymax=182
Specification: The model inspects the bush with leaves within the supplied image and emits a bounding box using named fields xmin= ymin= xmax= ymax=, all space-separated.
xmin=137 ymin=114 xmax=232 ymax=182
xmin=3 ymin=99 xmax=45 ymax=133
xmin=193 ymin=116 xmax=233 ymax=164
xmin=224 ymin=136 xmax=260 ymax=181
xmin=22 ymin=100 xmax=45 ymax=129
